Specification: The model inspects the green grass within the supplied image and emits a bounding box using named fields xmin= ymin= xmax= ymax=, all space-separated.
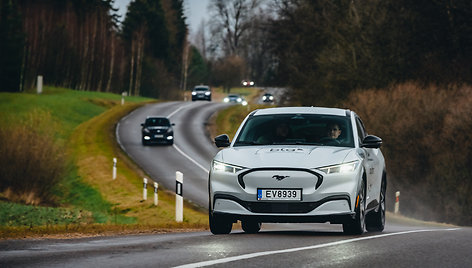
xmin=0 ymin=86 xmax=149 ymax=139
xmin=0 ymin=87 xmax=208 ymax=238
xmin=0 ymin=201 xmax=92 ymax=227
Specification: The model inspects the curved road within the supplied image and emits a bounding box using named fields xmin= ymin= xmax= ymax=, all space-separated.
xmin=1 ymin=101 xmax=470 ymax=267
xmin=116 ymin=101 xmax=230 ymax=208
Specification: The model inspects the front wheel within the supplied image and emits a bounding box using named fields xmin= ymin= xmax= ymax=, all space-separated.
xmin=209 ymin=212 xmax=233 ymax=235
xmin=343 ymin=179 xmax=366 ymax=235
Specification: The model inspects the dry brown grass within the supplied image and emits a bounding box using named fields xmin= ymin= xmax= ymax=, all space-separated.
xmin=344 ymin=83 xmax=472 ymax=225
xmin=0 ymin=110 xmax=66 ymax=205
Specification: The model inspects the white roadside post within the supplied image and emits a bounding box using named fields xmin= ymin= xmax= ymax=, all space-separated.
xmin=112 ymin=158 xmax=117 ymax=180
xmin=176 ymin=171 xmax=183 ymax=222
xmin=37 ymin=75 xmax=43 ymax=94
xmin=143 ymin=178 xmax=148 ymax=201
xmin=394 ymin=191 xmax=400 ymax=214
xmin=121 ymin=91 xmax=126 ymax=105
xmin=154 ymin=182 xmax=159 ymax=206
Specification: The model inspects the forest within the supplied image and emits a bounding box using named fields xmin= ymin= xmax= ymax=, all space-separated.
xmin=0 ymin=0 xmax=186 ymax=99
xmin=1 ymin=0 xmax=472 ymax=225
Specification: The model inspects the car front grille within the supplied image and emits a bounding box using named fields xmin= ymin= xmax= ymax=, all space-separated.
xmin=246 ymin=202 xmax=318 ymax=213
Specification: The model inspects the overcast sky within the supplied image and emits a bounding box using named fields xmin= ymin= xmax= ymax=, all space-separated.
xmin=112 ymin=0 xmax=210 ymax=34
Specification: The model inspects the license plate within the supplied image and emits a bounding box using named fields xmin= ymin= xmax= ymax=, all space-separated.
xmin=154 ymin=134 xmax=164 ymax=138
xmin=257 ymin=189 xmax=302 ymax=201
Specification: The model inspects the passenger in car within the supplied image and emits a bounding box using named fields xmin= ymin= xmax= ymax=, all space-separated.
xmin=319 ymin=122 xmax=342 ymax=144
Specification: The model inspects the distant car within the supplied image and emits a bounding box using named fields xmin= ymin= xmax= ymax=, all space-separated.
xmin=141 ymin=116 xmax=174 ymax=145
xmin=261 ymin=93 xmax=274 ymax=103
xmin=192 ymin=85 xmax=212 ymax=101
xmin=224 ymin=94 xmax=248 ymax=106
xmin=242 ymin=80 xmax=255 ymax=87
xmin=209 ymin=106 xmax=386 ymax=235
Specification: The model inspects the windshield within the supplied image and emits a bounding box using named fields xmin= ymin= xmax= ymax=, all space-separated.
xmin=145 ymin=118 xmax=170 ymax=127
xmin=234 ymin=114 xmax=354 ymax=147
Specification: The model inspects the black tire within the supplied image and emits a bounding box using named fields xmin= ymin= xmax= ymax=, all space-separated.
xmin=343 ymin=178 xmax=366 ymax=235
xmin=142 ymin=139 xmax=147 ymax=146
xmin=366 ymin=175 xmax=386 ymax=232
xmin=209 ymin=212 xmax=232 ymax=235
xmin=241 ymin=220 xmax=261 ymax=234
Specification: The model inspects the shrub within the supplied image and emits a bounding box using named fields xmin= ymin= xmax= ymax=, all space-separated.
xmin=0 ymin=109 xmax=66 ymax=205
xmin=344 ymin=83 xmax=472 ymax=225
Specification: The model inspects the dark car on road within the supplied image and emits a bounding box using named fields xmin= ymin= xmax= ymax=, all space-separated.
xmin=261 ymin=93 xmax=274 ymax=103
xmin=192 ymin=85 xmax=212 ymax=101
xmin=224 ymin=94 xmax=248 ymax=106
xmin=141 ymin=116 xmax=174 ymax=145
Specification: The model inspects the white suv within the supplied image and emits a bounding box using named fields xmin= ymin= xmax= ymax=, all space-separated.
xmin=209 ymin=107 xmax=386 ymax=234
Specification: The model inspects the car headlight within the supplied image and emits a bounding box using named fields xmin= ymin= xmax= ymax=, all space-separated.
xmin=262 ymin=96 xmax=267 ymax=100
xmin=212 ymin=160 xmax=245 ymax=173
xmin=224 ymin=97 xmax=229 ymax=102
xmin=316 ymin=161 xmax=359 ymax=174
xmin=241 ymin=100 xmax=248 ymax=106
xmin=205 ymin=91 xmax=211 ymax=96
xmin=192 ymin=92 xmax=197 ymax=95
xmin=237 ymin=98 xmax=242 ymax=102
xmin=269 ymin=96 xmax=274 ymax=100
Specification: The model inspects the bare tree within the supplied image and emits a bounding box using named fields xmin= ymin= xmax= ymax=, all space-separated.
xmin=208 ymin=0 xmax=262 ymax=57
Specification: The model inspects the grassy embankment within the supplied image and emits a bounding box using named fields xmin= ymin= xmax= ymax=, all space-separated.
xmin=0 ymin=87 xmax=207 ymax=239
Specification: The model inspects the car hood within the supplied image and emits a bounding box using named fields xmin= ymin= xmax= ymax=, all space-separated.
xmin=215 ymin=145 xmax=358 ymax=169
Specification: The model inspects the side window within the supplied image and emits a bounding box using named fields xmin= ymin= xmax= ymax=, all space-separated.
xmin=355 ymin=117 xmax=367 ymax=143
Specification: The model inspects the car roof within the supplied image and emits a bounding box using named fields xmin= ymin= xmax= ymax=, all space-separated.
xmin=193 ymin=85 xmax=210 ymax=90
xmin=146 ymin=116 xmax=169 ymax=119
xmin=252 ymin=107 xmax=350 ymax=117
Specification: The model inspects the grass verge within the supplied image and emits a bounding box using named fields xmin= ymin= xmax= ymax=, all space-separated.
xmin=0 ymin=87 xmax=207 ymax=239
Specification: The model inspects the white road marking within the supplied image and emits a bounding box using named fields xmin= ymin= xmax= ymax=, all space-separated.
xmin=173 ymin=228 xmax=461 ymax=268
xmin=168 ymin=102 xmax=210 ymax=174
xmin=167 ymin=103 xmax=193 ymax=119
xmin=173 ymin=144 xmax=209 ymax=173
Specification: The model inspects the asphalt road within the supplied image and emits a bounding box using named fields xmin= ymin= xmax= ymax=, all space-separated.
xmin=0 ymin=224 xmax=470 ymax=267
xmin=1 ymin=100 xmax=470 ymax=267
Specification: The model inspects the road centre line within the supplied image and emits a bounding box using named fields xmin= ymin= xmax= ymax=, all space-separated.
xmin=167 ymin=103 xmax=210 ymax=174
xmin=174 ymin=228 xmax=461 ymax=268
xmin=167 ymin=103 xmax=193 ymax=119
xmin=173 ymin=144 xmax=209 ymax=173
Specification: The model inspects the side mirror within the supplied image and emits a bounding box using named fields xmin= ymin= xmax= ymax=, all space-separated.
xmin=171 ymin=123 xmax=175 ymax=126
xmin=362 ymin=135 xmax=382 ymax=149
xmin=141 ymin=123 xmax=144 ymax=126
xmin=215 ymin=134 xmax=231 ymax=148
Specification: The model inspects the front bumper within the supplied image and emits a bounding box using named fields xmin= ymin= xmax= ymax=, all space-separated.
xmin=142 ymin=133 xmax=173 ymax=144
xmin=192 ymin=94 xmax=211 ymax=101
xmin=209 ymin=166 xmax=361 ymax=223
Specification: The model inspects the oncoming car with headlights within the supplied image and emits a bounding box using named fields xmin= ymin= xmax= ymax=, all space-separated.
xmin=141 ymin=116 xmax=174 ymax=145
xmin=209 ymin=107 xmax=386 ymax=235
